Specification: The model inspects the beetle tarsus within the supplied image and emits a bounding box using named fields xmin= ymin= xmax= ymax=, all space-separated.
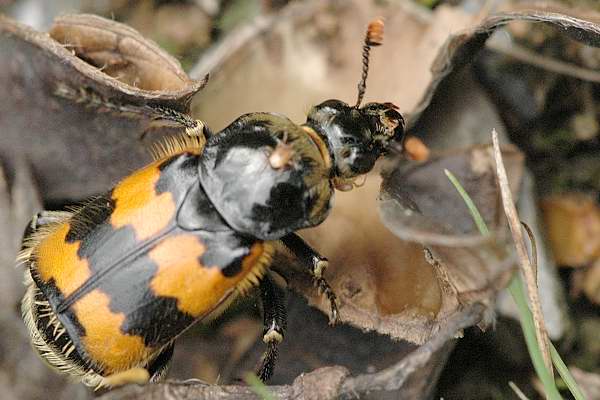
xmin=257 ymin=275 xmax=286 ymax=382
xmin=280 ymin=234 xmax=340 ymax=324
xmin=256 ymin=341 xmax=278 ymax=382
xmin=315 ymin=276 xmax=339 ymax=325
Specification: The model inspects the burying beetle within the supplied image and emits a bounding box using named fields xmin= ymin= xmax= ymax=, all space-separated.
xmin=19 ymin=19 xmax=404 ymax=389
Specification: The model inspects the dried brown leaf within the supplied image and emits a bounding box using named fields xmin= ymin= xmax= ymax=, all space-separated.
xmin=0 ymin=14 xmax=206 ymax=200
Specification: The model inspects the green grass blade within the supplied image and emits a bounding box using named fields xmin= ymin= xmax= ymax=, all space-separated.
xmin=508 ymin=277 xmax=562 ymax=400
xmin=550 ymin=342 xmax=586 ymax=400
xmin=445 ymin=169 xmax=564 ymax=400
xmin=444 ymin=169 xmax=490 ymax=236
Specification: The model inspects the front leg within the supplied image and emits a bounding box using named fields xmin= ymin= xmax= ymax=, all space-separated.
xmin=280 ymin=233 xmax=339 ymax=325
xmin=256 ymin=273 xmax=287 ymax=382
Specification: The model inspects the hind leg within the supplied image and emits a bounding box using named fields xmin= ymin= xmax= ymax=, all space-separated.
xmin=256 ymin=273 xmax=287 ymax=382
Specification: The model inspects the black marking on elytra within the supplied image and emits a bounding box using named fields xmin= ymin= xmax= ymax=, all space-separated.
xmin=55 ymin=225 xmax=257 ymax=349
xmin=220 ymin=255 xmax=244 ymax=278
xmin=32 ymin=286 xmax=88 ymax=369
xmin=60 ymin=232 xmax=194 ymax=348
xmin=29 ymin=274 xmax=95 ymax=371
xmin=66 ymin=193 xmax=115 ymax=243
xmin=98 ymin=246 xmax=195 ymax=348
xmin=30 ymin=273 xmax=87 ymax=339
xmin=102 ymin=230 xmax=256 ymax=346
xmin=57 ymin=225 xmax=176 ymax=314
xmin=121 ymin=294 xmax=195 ymax=348
xmin=75 ymin=216 xmax=130 ymax=261
xmin=58 ymin=151 xmax=204 ymax=310
xmin=199 ymin=232 xmax=256 ymax=278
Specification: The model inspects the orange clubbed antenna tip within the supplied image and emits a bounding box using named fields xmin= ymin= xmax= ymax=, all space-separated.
xmin=355 ymin=18 xmax=385 ymax=108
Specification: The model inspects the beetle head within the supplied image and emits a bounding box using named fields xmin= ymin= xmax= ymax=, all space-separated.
xmin=304 ymin=18 xmax=404 ymax=190
xmin=306 ymin=100 xmax=404 ymax=182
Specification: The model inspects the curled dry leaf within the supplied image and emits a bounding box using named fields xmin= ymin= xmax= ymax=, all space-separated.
xmin=49 ymin=14 xmax=199 ymax=91
xmin=410 ymin=4 xmax=600 ymax=126
xmin=186 ymin=0 xmax=600 ymax=341
xmin=540 ymin=194 xmax=600 ymax=267
xmin=296 ymin=144 xmax=523 ymax=345
xmin=0 ymin=13 xmax=206 ymax=200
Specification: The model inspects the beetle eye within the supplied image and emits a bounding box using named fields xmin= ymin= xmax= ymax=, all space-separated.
xmin=385 ymin=108 xmax=403 ymax=124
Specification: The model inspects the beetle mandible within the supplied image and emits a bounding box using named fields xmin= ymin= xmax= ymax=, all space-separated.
xmin=19 ymin=18 xmax=404 ymax=389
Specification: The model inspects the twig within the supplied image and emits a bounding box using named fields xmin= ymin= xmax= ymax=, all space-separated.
xmin=99 ymin=305 xmax=485 ymax=400
xmin=488 ymin=39 xmax=600 ymax=84
xmin=491 ymin=131 xmax=553 ymax=377
xmin=338 ymin=303 xmax=485 ymax=396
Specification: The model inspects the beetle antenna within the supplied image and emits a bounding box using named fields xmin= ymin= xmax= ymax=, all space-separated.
xmin=355 ymin=18 xmax=384 ymax=109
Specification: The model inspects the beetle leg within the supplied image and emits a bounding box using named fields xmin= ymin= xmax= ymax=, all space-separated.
xmin=147 ymin=343 xmax=175 ymax=383
xmin=146 ymin=105 xmax=210 ymax=138
xmin=256 ymin=273 xmax=287 ymax=382
xmin=280 ymin=234 xmax=339 ymax=325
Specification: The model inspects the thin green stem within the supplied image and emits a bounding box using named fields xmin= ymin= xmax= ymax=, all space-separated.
xmin=508 ymin=277 xmax=562 ymax=400
xmin=550 ymin=342 xmax=586 ymax=400
xmin=444 ymin=169 xmax=490 ymax=236
xmin=445 ymin=168 xmax=584 ymax=400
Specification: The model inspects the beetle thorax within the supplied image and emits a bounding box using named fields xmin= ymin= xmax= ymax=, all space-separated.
xmin=198 ymin=113 xmax=334 ymax=240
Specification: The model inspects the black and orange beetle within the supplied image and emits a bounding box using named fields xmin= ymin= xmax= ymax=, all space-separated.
xmin=19 ymin=19 xmax=404 ymax=389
